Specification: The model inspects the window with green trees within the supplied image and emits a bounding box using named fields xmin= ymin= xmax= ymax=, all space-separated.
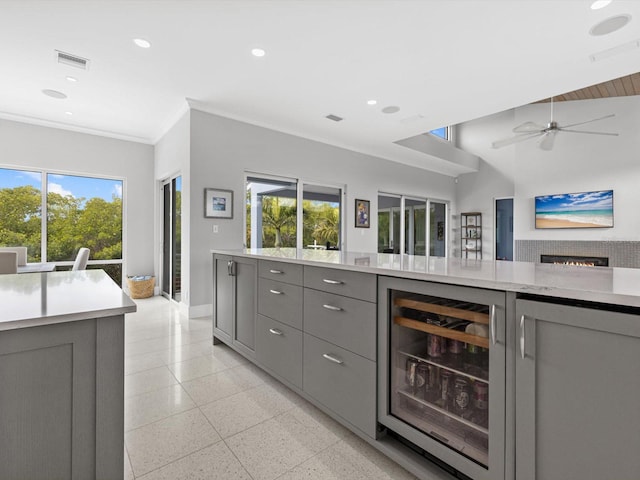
xmin=246 ymin=175 xmax=342 ymax=250
xmin=0 ymin=167 xmax=123 ymax=283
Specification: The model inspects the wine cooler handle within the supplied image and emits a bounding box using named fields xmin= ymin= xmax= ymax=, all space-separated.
xmin=322 ymin=278 xmax=343 ymax=285
xmin=490 ymin=304 xmax=497 ymax=345
xmin=269 ymin=289 xmax=283 ymax=295
xmin=269 ymin=328 xmax=283 ymax=336
xmin=322 ymin=353 xmax=344 ymax=365
xmin=269 ymin=269 xmax=283 ymax=274
xmin=322 ymin=304 xmax=343 ymax=312
xmin=520 ymin=315 xmax=526 ymax=359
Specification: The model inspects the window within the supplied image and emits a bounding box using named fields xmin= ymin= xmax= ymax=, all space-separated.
xmin=378 ymin=193 xmax=448 ymax=257
xmin=0 ymin=167 xmax=124 ymax=284
xmin=246 ymin=174 xmax=343 ymax=250
xmin=0 ymin=168 xmax=42 ymax=261
xmin=302 ymin=184 xmax=341 ymax=249
xmin=429 ymin=126 xmax=450 ymax=141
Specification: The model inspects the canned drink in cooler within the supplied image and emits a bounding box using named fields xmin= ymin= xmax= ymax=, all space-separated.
xmin=440 ymin=370 xmax=452 ymax=409
xmin=454 ymin=377 xmax=471 ymax=413
xmin=474 ymin=381 xmax=489 ymax=410
xmin=406 ymin=358 xmax=419 ymax=391
xmin=428 ymin=334 xmax=446 ymax=357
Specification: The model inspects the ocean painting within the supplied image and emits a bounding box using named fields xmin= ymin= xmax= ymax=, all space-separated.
xmin=535 ymin=190 xmax=613 ymax=229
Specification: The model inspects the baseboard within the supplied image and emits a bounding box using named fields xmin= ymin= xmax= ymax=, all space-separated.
xmin=189 ymin=303 xmax=212 ymax=319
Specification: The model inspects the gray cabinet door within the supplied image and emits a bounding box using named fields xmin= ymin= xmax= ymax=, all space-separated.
xmin=233 ymin=256 xmax=257 ymax=357
xmin=516 ymin=299 xmax=640 ymax=480
xmin=303 ymin=333 xmax=376 ymax=438
xmin=213 ymin=254 xmax=233 ymax=341
xmin=256 ymin=314 xmax=303 ymax=389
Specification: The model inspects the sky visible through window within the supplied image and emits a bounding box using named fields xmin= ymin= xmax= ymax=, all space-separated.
xmin=0 ymin=168 xmax=121 ymax=203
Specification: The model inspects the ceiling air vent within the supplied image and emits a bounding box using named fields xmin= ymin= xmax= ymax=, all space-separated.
xmin=55 ymin=50 xmax=90 ymax=70
xmin=326 ymin=114 xmax=343 ymax=122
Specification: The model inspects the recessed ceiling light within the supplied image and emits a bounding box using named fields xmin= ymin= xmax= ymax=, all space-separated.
xmin=367 ymin=100 xmax=377 ymax=105
xmin=382 ymin=105 xmax=400 ymax=114
xmin=42 ymin=89 xmax=67 ymax=99
xmin=591 ymin=0 xmax=613 ymax=10
xmin=133 ymin=38 xmax=151 ymax=48
xmin=66 ymin=76 xmax=77 ymax=82
xmin=251 ymin=48 xmax=266 ymax=57
xmin=589 ymin=14 xmax=631 ymax=36
xmin=65 ymin=111 xmax=73 ymax=116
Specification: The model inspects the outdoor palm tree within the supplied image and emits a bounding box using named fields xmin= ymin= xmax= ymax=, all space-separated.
xmin=262 ymin=196 xmax=296 ymax=248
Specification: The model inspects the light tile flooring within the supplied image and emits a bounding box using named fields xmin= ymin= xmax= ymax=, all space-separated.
xmin=124 ymin=296 xmax=419 ymax=480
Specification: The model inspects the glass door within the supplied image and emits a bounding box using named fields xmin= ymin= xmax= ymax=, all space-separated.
xmin=162 ymin=176 xmax=181 ymax=301
xmin=429 ymin=201 xmax=447 ymax=257
xmin=378 ymin=277 xmax=506 ymax=480
xmin=495 ymin=198 xmax=513 ymax=261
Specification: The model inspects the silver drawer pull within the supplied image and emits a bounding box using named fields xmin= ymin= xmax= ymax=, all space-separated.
xmin=269 ymin=289 xmax=283 ymax=295
xmin=322 ymin=304 xmax=343 ymax=312
xmin=269 ymin=328 xmax=283 ymax=336
xmin=322 ymin=353 xmax=343 ymax=365
xmin=520 ymin=315 xmax=526 ymax=359
xmin=322 ymin=278 xmax=343 ymax=285
xmin=269 ymin=269 xmax=283 ymax=274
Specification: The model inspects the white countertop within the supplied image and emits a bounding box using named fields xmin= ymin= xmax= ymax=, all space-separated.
xmin=0 ymin=270 xmax=137 ymax=331
xmin=213 ymin=248 xmax=640 ymax=308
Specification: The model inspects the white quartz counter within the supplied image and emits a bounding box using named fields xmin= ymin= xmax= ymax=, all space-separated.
xmin=0 ymin=270 xmax=137 ymax=331
xmin=212 ymin=248 xmax=640 ymax=308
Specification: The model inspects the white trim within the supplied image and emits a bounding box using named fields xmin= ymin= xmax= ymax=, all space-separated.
xmin=0 ymin=110 xmax=153 ymax=145
xmin=188 ymin=303 xmax=212 ymax=319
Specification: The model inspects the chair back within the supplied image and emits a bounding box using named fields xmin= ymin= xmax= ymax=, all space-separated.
xmin=72 ymin=248 xmax=90 ymax=271
xmin=0 ymin=247 xmax=27 ymax=266
xmin=0 ymin=251 xmax=18 ymax=274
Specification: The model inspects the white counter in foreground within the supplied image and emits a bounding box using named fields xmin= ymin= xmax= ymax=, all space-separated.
xmin=0 ymin=269 xmax=137 ymax=331
xmin=0 ymin=269 xmax=135 ymax=480
xmin=212 ymin=248 xmax=640 ymax=308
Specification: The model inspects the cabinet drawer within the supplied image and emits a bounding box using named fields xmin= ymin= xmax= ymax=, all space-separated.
xmin=304 ymin=266 xmax=376 ymax=302
xmin=256 ymin=315 xmax=302 ymax=389
xmin=258 ymin=279 xmax=303 ymax=330
xmin=304 ymin=289 xmax=376 ymax=360
xmin=259 ymin=260 xmax=303 ymax=285
xmin=303 ymin=333 xmax=376 ymax=438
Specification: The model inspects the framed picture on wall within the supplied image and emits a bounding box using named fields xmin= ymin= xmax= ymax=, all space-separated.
xmin=204 ymin=188 xmax=233 ymax=219
xmin=355 ymin=199 xmax=370 ymax=228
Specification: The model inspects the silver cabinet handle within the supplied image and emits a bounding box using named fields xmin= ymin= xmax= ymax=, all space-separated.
xmin=322 ymin=278 xmax=343 ymax=285
xmin=490 ymin=304 xmax=497 ymax=345
xmin=269 ymin=328 xmax=283 ymax=336
xmin=227 ymin=260 xmax=234 ymax=276
xmin=322 ymin=353 xmax=344 ymax=364
xmin=269 ymin=289 xmax=283 ymax=295
xmin=520 ymin=315 xmax=526 ymax=359
xmin=322 ymin=304 xmax=342 ymax=312
xmin=269 ymin=269 xmax=283 ymax=274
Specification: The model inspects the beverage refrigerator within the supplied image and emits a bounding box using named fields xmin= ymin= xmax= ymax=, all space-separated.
xmin=377 ymin=276 xmax=506 ymax=480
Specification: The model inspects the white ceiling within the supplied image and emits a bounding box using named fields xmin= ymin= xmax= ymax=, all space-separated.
xmin=1 ymin=0 xmax=640 ymax=176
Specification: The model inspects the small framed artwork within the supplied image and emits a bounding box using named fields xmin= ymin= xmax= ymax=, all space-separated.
xmin=355 ymin=199 xmax=370 ymax=228
xmin=204 ymin=188 xmax=233 ymax=219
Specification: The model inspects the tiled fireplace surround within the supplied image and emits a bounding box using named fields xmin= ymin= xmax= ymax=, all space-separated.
xmin=515 ymin=240 xmax=640 ymax=269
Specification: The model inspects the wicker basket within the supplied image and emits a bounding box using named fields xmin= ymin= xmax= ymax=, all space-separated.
xmin=127 ymin=276 xmax=155 ymax=299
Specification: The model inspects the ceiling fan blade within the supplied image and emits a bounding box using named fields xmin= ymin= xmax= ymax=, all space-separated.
xmin=513 ymin=121 xmax=545 ymax=133
xmin=492 ymin=132 xmax=543 ymax=149
xmin=562 ymin=114 xmax=615 ymax=129
xmin=538 ymin=131 xmax=557 ymax=151
xmin=559 ymin=128 xmax=619 ymax=136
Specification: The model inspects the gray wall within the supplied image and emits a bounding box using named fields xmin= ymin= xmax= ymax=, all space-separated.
xmin=154 ymin=111 xmax=191 ymax=303
xmin=187 ymin=109 xmax=457 ymax=313
xmin=0 ymin=119 xmax=155 ymax=283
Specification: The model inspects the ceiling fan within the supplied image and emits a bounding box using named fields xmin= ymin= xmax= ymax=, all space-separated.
xmin=492 ymin=97 xmax=619 ymax=151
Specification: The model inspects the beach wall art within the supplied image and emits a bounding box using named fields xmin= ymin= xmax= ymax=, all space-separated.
xmin=535 ymin=190 xmax=613 ymax=229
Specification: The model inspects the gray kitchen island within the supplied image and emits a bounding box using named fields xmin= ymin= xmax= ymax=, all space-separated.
xmin=0 ymin=270 xmax=136 ymax=480
xmin=212 ymin=248 xmax=640 ymax=480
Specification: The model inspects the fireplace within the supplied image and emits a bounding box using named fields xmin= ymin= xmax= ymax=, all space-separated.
xmin=540 ymin=254 xmax=609 ymax=267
